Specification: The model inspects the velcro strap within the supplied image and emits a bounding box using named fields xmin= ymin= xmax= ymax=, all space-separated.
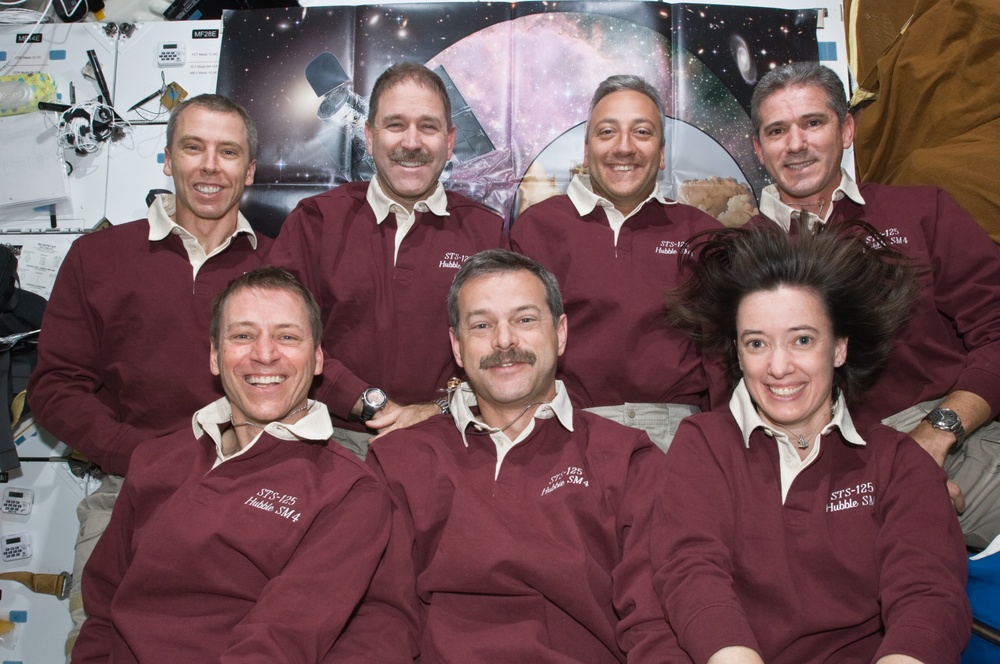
xmin=0 ymin=571 xmax=71 ymax=600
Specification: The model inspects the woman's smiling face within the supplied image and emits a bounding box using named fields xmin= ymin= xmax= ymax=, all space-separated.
xmin=736 ymin=285 xmax=847 ymax=435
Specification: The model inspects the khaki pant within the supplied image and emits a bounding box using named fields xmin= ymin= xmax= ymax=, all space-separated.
xmin=65 ymin=472 xmax=123 ymax=660
xmin=584 ymin=402 xmax=700 ymax=453
xmin=883 ymin=400 xmax=1000 ymax=550
xmin=329 ymin=426 xmax=373 ymax=460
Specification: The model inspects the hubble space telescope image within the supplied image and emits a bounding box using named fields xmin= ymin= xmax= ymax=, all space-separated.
xmin=217 ymin=1 xmax=825 ymax=231
xmin=306 ymin=51 xmax=373 ymax=184
xmin=305 ymin=51 xmax=494 ymax=185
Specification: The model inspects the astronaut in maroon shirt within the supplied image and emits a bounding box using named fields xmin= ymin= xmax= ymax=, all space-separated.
xmin=511 ymin=75 xmax=722 ymax=452
xmin=269 ymin=63 xmax=503 ymax=458
xmin=748 ymin=61 xmax=1000 ymax=548
xmin=74 ymin=268 xmax=415 ymax=664
xmin=653 ymin=222 xmax=969 ymax=664
xmin=367 ymin=249 xmax=683 ymax=662
xmin=29 ymin=94 xmax=270 ymax=652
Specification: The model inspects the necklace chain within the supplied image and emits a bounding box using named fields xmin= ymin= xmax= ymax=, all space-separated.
xmin=230 ymin=401 xmax=311 ymax=430
xmin=468 ymin=400 xmax=546 ymax=436
xmin=769 ymin=419 xmax=828 ymax=450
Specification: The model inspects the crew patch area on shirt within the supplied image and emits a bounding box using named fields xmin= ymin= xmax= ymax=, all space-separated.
xmin=827 ymin=481 xmax=875 ymax=512
xmin=655 ymin=240 xmax=685 ymax=255
xmin=866 ymin=227 xmax=909 ymax=248
xmin=244 ymin=486 xmax=302 ymax=522
xmin=541 ymin=465 xmax=590 ymax=496
xmin=439 ymin=251 xmax=471 ymax=269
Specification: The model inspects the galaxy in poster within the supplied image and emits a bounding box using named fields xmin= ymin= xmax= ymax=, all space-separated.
xmin=217 ymin=2 xmax=820 ymax=232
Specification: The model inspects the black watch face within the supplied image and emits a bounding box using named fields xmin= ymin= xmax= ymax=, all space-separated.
xmin=931 ymin=409 xmax=959 ymax=429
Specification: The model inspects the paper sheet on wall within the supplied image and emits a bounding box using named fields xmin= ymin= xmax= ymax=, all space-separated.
xmin=0 ymin=233 xmax=80 ymax=300
xmin=0 ymin=113 xmax=71 ymax=211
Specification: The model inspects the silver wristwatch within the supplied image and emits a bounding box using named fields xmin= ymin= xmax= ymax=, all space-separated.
xmin=924 ymin=407 xmax=966 ymax=451
xmin=359 ymin=387 xmax=388 ymax=424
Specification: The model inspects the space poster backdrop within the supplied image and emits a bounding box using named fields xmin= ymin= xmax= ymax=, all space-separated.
xmin=216 ymin=2 xmax=823 ymax=234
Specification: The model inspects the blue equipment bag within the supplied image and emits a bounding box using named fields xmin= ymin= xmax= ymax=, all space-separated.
xmin=963 ymin=545 xmax=1000 ymax=662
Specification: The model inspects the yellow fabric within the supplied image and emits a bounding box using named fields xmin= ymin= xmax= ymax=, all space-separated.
xmin=11 ymin=390 xmax=25 ymax=426
xmin=845 ymin=0 xmax=916 ymax=86
xmin=853 ymin=0 xmax=1000 ymax=245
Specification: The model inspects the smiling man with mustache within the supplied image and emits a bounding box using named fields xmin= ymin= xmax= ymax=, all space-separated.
xmin=366 ymin=249 xmax=686 ymax=662
xmin=269 ymin=62 xmax=503 ymax=459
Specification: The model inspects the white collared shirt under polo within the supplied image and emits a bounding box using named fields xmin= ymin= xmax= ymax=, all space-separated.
xmin=366 ymin=175 xmax=450 ymax=265
xmin=729 ymin=378 xmax=866 ymax=503
xmin=193 ymin=397 xmax=335 ymax=468
xmin=566 ymin=173 xmax=672 ymax=245
xmin=449 ymin=380 xmax=575 ymax=480
xmin=146 ymin=193 xmax=258 ymax=280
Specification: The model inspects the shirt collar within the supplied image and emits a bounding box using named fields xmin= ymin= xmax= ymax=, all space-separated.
xmin=193 ymin=396 xmax=334 ymax=466
xmin=729 ymin=378 xmax=864 ymax=448
xmin=566 ymin=173 xmax=671 ymax=218
xmin=758 ymin=169 xmax=866 ymax=231
xmin=366 ymin=175 xmax=450 ymax=224
xmin=449 ymin=379 xmax=575 ymax=448
xmin=147 ymin=193 xmax=258 ymax=249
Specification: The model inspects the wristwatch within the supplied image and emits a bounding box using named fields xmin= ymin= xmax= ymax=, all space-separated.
xmin=359 ymin=387 xmax=388 ymax=424
xmin=434 ymin=396 xmax=450 ymax=415
xmin=434 ymin=377 xmax=460 ymax=415
xmin=924 ymin=407 xmax=966 ymax=451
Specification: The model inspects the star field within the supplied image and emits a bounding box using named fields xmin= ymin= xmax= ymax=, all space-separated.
xmin=216 ymin=2 xmax=819 ymax=225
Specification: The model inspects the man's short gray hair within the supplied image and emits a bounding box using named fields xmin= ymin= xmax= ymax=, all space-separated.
xmin=447 ymin=250 xmax=564 ymax=330
xmin=587 ymin=74 xmax=667 ymax=147
xmin=750 ymin=62 xmax=849 ymax=139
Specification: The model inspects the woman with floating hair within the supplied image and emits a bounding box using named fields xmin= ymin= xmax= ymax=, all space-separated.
xmin=651 ymin=221 xmax=970 ymax=663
